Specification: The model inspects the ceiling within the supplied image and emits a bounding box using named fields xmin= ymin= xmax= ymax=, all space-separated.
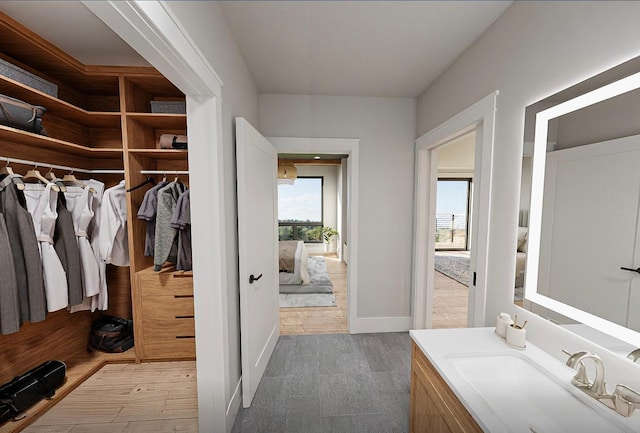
xmin=0 ymin=1 xmax=512 ymax=98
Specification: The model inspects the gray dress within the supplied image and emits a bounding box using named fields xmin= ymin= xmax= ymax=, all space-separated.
xmin=0 ymin=215 xmax=19 ymax=334
xmin=0 ymin=175 xmax=46 ymax=324
xmin=54 ymin=193 xmax=83 ymax=306
xmin=154 ymin=181 xmax=187 ymax=271
xmin=137 ymin=181 xmax=169 ymax=257
xmin=170 ymin=189 xmax=191 ymax=271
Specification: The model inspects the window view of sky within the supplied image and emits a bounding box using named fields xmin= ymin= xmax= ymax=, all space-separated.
xmin=278 ymin=178 xmax=322 ymax=222
xmin=436 ymin=180 xmax=468 ymax=216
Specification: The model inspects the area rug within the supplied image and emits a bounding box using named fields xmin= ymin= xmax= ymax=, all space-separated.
xmin=434 ymin=254 xmax=470 ymax=286
xmin=279 ymin=293 xmax=337 ymax=308
xmin=279 ymin=256 xmax=336 ymax=307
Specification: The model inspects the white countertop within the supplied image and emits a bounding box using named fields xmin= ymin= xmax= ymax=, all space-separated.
xmin=410 ymin=327 xmax=640 ymax=433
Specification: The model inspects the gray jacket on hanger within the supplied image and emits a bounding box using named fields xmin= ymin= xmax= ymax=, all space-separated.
xmin=154 ymin=181 xmax=187 ymax=271
xmin=0 ymin=175 xmax=46 ymax=325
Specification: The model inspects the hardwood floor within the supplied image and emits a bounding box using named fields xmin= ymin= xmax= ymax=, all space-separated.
xmin=22 ymin=361 xmax=198 ymax=433
xmin=432 ymin=270 xmax=468 ymax=329
xmin=279 ymin=254 xmax=348 ymax=335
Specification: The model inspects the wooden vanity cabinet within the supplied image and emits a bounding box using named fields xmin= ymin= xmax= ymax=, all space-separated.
xmin=410 ymin=342 xmax=484 ymax=433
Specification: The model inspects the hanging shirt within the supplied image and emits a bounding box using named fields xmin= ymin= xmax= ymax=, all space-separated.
xmin=137 ymin=181 xmax=169 ymax=257
xmin=100 ymin=180 xmax=129 ymax=266
xmin=64 ymin=186 xmax=100 ymax=298
xmin=69 ymin=179 xmax=107 ymax=313
xmin=24 ymin=183 xmax=69 ymax=312
xmin=0 ymin=175 xmax=46 ymax=323
xmin=170 ymin=189 xmax=192 ymax=271
xmin=154 ymin=181 xmax=187 ymax=271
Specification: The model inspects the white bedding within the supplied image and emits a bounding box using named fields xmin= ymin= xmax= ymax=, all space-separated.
xmin=279 ymin=241 xmax=310 ymax=285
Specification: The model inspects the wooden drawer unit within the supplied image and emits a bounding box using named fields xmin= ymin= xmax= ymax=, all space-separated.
xmin=135 ymin=268 xmax=196 ymax=360
xmin=410 ymin=342 xmax=483 ymax=433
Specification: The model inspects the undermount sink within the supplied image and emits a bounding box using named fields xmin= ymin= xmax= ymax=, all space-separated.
xmin=447 ymin=353 xmax=634 ymax=433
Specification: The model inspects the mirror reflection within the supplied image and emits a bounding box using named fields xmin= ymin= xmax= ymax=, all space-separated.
xmin=519 ymin=55 xmax=640 ymax=357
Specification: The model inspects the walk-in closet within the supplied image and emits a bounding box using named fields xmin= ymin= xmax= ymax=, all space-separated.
xmin=0 ymin=12 xmax=193 ymax=431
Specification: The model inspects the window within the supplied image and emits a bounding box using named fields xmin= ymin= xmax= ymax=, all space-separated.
xmin=278 ymin=176 xmax=324 ymax=242
xmin=435 ymin=178 xmax=471 ymax=250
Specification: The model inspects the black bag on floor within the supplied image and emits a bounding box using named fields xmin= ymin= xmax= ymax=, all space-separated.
xmin=88 ymin=315 xmax=134 ymax=353
xmin=0 ymin=360 xmax=66 ymax=425
xmin=0 ymin=94 xmax=47 ymax=135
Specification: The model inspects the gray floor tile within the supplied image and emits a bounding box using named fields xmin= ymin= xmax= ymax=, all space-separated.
xmin=319 ymin=373 xmax=385 ymax=416
xmin=232 ymin=333 xmax=411 ymax=433
xmin=264 ymin=338 xmax=295 ymax=378
xmin=321 ymin=414 xmax=395 ymax=433
xmin=290 ymin=355 xmax=320 ymax=395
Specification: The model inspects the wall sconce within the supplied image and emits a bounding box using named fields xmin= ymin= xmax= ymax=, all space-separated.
xmin=277 ymin=160 xmax=297 ymax=185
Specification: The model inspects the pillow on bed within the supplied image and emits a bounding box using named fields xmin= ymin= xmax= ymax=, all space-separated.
xmin=517 ymin=227 xmax=528 ymax=253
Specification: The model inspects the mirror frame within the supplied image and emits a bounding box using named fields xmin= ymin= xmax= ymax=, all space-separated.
xmin=525 ymin=70 xmax=640 ymax=348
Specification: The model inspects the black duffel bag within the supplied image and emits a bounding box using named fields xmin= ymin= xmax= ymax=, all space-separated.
xmin=0 ymin=94 xmax=47 ymax=135
xmin=0 ymin=360 xmax=66 ymax=425
xmin=88 ymin=315 xmax=134 ymax=353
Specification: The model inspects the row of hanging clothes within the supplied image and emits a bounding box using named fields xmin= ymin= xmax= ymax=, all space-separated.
xmin=0 ymin=160 xmax=129 ymax=335
xmin=134 ymin=175 xmax=191 ymax=272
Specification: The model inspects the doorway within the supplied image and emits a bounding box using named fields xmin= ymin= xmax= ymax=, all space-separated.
xmin=276 ymin=156 xmax=349 ymax=334
xmin=431 ymin=132 xmax=476 ymax=328
xmin=413 ymin=91 xmax=497 ymax=330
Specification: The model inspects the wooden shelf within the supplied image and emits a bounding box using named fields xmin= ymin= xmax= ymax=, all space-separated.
xmin=128 ymin=148 xmax=189 ymax=160
xmin=0 ymin=76 xmax=121 ymax=128
xmin=137 ymin=265 xmax=193 ymax=277
xmin=0 ymin=125 xmax=123 ymax=159
xmin=0 ymin=350 xmax=135 ymax=433
xmin=126 ymin=113 xmax=187 ymax=129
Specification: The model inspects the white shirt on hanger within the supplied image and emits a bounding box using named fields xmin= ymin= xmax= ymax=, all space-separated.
xmin=100 ymin=180 xmax=129 ymax=266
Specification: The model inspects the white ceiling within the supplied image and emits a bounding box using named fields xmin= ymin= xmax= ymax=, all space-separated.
xmin=0 ymin=1 xmax=512 ymax=98
xmin=219 ymin=1 xmax=512 ymax=97
xmin=0 ymin=1 xmax=150 ymax=67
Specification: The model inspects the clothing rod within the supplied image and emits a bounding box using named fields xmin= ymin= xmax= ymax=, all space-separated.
xmin=140 ymin=170 xmax=189 ymax=175
xmin=1 ymin=156 xmax=124 ymax=174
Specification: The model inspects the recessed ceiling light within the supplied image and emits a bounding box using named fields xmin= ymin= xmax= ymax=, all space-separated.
xmin=314 ymin=156 xmax=321 ymax=159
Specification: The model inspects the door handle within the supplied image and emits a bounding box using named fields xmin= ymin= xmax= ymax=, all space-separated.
xmin=249 ymin=273 xmax=263 ymax=284
xmin=621 ymin=267 xmax=640 ymax=275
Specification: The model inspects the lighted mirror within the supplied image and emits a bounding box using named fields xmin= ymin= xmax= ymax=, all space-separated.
xmin=520 ymin=56 xmax=640 ymax=351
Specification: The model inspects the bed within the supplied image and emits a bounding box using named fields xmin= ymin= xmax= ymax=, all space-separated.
xmin=515 ymin=226 xmax=527 ymax=288
xmin=279 ymin=240 xmax=311 ymax=285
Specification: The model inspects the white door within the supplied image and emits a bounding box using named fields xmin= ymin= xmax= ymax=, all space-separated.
xmin=539 ymin=134 xmax=640 ymax=329
xmin=235 ymin=117 xmax=280 ymax=407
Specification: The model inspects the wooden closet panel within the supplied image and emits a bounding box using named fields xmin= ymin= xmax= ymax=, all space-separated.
xmin=0 ymin=145 xmax=91 ymax=169
xmin=105 ymin=265 xmax=133 ymax=320
xmin=0 ymin=310 xmax=94 ymax=384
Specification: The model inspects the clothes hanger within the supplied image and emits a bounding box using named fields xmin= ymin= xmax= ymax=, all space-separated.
xmin=0 ymin=158 xmax=14 ymax=176
xmin=24 ymin=164 xmax=60 ymax=192
xmin=62 ymin=170 xmax=87 ymax=188
xmin=45 ymin=166 xmax=66 ymax=192
xmin=126 ymin=176 xmax=157 ymax=193
xmin=0 ymin=158 xmax=24 ymax=190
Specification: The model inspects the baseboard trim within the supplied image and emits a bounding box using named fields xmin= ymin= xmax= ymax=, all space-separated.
xmin=225 ymin=377 xmax=242 ymax=433
xmin=350 ymin=316 xmax=412 ymax=334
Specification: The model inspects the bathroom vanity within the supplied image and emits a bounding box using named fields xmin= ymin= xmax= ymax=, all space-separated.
xmin=410 ymin=328 xmax=640 ymax=433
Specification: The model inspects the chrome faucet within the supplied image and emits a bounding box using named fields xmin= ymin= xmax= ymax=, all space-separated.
xmin=626 ymin=348 xmax=640 ymax=363
xmin=565 ymin=350 xmax=608 ymax=398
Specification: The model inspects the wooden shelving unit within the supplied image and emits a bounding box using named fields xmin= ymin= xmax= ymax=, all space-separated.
xmin=0 ymin=10 xmax=192 ymax=432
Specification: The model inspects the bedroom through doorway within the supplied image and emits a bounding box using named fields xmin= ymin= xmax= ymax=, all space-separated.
xmin=432 ymin=132 xmax=475 ymax=329
xmin=276 ymin=154 xmax=349 ymax=334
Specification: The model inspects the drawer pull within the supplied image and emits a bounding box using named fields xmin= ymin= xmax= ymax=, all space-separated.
xmin=175 ymin=315 xmax=194 ymax=319
xmin=174 ymin=295 xmax=194 ymax=299
xmin=176 ymin=335 xmax=195 ymax=339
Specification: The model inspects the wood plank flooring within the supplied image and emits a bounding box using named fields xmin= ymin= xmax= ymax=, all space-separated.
xmin=22 ymin=361 xmax=198 ymax=433
xmin=432 ymin=270 xmax=468 ymax=329
xmin=280 ymin=255 xmax=348 ymax=335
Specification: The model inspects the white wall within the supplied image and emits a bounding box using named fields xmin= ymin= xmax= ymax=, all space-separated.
xmin=164 ymin=0 xmax=259 ymax=422
xmin=417 ymin=1 xmax=640 ymax=327
xmin=437 ymin=131 xmax=475 ymax=176
xmin=260 ymin=94 xmax=416 ymax=319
